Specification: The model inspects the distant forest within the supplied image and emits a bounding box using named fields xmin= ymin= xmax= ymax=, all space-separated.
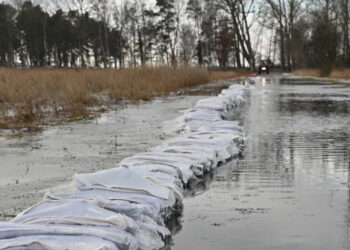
xmin=0 ymin=0 xmax=348 ymax=73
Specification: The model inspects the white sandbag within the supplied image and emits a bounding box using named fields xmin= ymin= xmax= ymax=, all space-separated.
xmin=0 ymin=222 xmax=137 ymax=250
xmin=184 ymin=109 xmax=224 ymax=122
xmin=158 ymin=138 xmax=231 ymax=163
xmin=220 ymin=85 xmax=245 ymax=97
xmin=188 ymin=132 xmax=242 ymax=156
xmin=47 ymin=189 xmax=165 ymax=214
xmin=46 ymin=199 xmax=171 ymax=250
xmin=135 ymin=215 xmax=171 ymax=250
xmin=10 ymin=200 xmax=165 ymax=249
xmin=159 ymin=132 xmax=241 ymax=163
xmin=151 ymin=144 xmax=219 ymax=169
xmin=135 ymin=171 xmax=183 ymax=198
xmin=124 ymin=163 xmax=183 ymax=187
xmin=97 ymin=199 xmax=159 ymax=222
xmin=12 ymin=200 xmax=137 ymax=234
xmin=120 ymin=155 xmax=197 ymax=184
xmin=185 ymin=120 xmax=243 ymax=133
xmin=0 ymin=235 xmax=119 ymax=250
xmin=133 ymin=152 xmax=212 ymax=171
xmin=74 ymin=167 xmax=170 ymax=200
xmin=194 ymin=96 xmax=231 ymax=112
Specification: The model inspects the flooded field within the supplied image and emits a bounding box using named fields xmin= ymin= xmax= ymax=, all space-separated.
xmin=0 ymin=81 xmax=233 ymax=220
xmin=172 ymin=75 xmax=350 ymax=250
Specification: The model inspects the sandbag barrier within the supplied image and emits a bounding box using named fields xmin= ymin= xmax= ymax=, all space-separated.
xmin=0 ymin=83 xmax=247 ymax=250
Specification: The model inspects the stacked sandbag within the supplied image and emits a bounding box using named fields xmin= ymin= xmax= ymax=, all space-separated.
xmin=0 ymin=83 xmax=247 ymax=250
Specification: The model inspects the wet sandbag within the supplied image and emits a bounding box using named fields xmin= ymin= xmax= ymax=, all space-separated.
xmin=130 ymin=152 xmax=212 ymax=172
xmin=0 ymin=234 xmax=119 ymax=250
xmin=47 ymin=189 xmax=167 ymax=215
xmin=151 ymin=144 xmax=219 ymax=169
xmin=184 ymin=109 xmax=224 ymax=122
xmin=47 ymin=192 xmax=161 ymax=225
xmin=158 ymin=132 xmax=241 ymax=163
xmin=185 ymin=120 xmax=243 ymax=134
xmin=124 ymin=163 xmax=183 ymax=187
xmin=74 ymin=167 xmax=170 ymax=200
xmin=194 ymin=96 xmax=232 ymax=112
xmin=0 ymin=222 xmax=138 ymax=250
xmin=188 ymin=132 xmax=243 ymax=156
xmin=119 ymin=155 xmax=197 ymax=184
xmin=131 ymin=170 xmax=183 ymax=198
xmin=120 ymin=150 xmax=215 ymax=183
xmin=34 ymin=197 xmax=169 ymax=249
xmin=12 ymin=200 xmax=137 ymax=231
xmin=220 ymin=85 xmax=246 ymax=104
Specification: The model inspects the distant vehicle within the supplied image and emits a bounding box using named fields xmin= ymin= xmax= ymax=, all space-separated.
xmin=258 ymin=59 xmax=272 ymax=74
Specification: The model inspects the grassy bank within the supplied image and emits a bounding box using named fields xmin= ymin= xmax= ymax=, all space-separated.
xmin=0 ymin=67 xmax=244 ymax=129
xmin=293 ymin=68 xmax=350 ymax=80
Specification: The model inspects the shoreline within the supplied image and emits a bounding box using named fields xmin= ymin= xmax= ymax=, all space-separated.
xmin=0 ymin=67 xmax=246 ymax=132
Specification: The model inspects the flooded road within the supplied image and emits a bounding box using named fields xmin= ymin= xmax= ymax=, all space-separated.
xmin=172 ymin=75 xmax=350 ymax=250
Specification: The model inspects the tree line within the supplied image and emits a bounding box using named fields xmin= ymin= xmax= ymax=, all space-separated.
xmin=0 ymin=0 xmax=349 ymax=73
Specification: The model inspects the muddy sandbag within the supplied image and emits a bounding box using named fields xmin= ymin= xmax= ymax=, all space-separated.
xmin=74 ymin=167 xmax=170 ymax=200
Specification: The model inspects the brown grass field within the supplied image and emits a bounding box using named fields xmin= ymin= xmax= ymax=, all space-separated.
xmin=293 ymin=68 xmax=350 ymax=79
xmin=0 ymin=67 xmax=244 ymax=129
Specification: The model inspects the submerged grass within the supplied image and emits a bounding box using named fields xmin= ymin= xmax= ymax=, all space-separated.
xmin=0 ymin=67 xmax=243 ymax=129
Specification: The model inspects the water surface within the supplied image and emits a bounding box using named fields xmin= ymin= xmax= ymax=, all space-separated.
xmin=172 ymin=75 xmax=350 ymax=250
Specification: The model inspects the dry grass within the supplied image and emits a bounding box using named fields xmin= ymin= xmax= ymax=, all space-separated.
xmin=293 ymin=68 xmax=350 ymax=79
xmin=292 ymin=69 xmax=322 ymax=78
xmin=0 ymin=67 xmax=243 ymax=129
xmin=207 ymin=69 xmax=248 ymax=81
xmin=328 ymin=69 xmax=350 ymax=79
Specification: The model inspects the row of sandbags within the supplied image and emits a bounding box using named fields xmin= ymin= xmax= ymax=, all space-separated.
xmin=0 ymin=84 xmax=247 ymax=250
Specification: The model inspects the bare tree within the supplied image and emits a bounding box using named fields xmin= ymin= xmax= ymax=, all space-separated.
xmin=92 ymin=0 xmax=111 ymax=68
xmin=180 ymin=24 xmax=196 ymax=65
xmin=265 ymin=0 xmax=303 ymax=71
xmin=214 ymin=0 xmax=257 ymax=71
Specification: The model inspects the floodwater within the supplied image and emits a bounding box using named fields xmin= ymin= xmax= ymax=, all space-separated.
xmin=0 ymin=81 xmax=233 ymax=220
xmin=172 ymin=75 xmax=350 ymax=250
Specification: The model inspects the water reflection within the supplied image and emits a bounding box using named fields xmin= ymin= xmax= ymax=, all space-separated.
xmin=172 ymin=76 xmax=350 ymax=250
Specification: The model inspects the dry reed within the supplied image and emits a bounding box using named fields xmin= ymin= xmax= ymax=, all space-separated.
xmin=292 ymin=69 xmax=322 ymax=77
xmin=293 ymin=68 xmax=350 ymax=79
xmin=0 ymin=67 xmax=242 ymax=129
